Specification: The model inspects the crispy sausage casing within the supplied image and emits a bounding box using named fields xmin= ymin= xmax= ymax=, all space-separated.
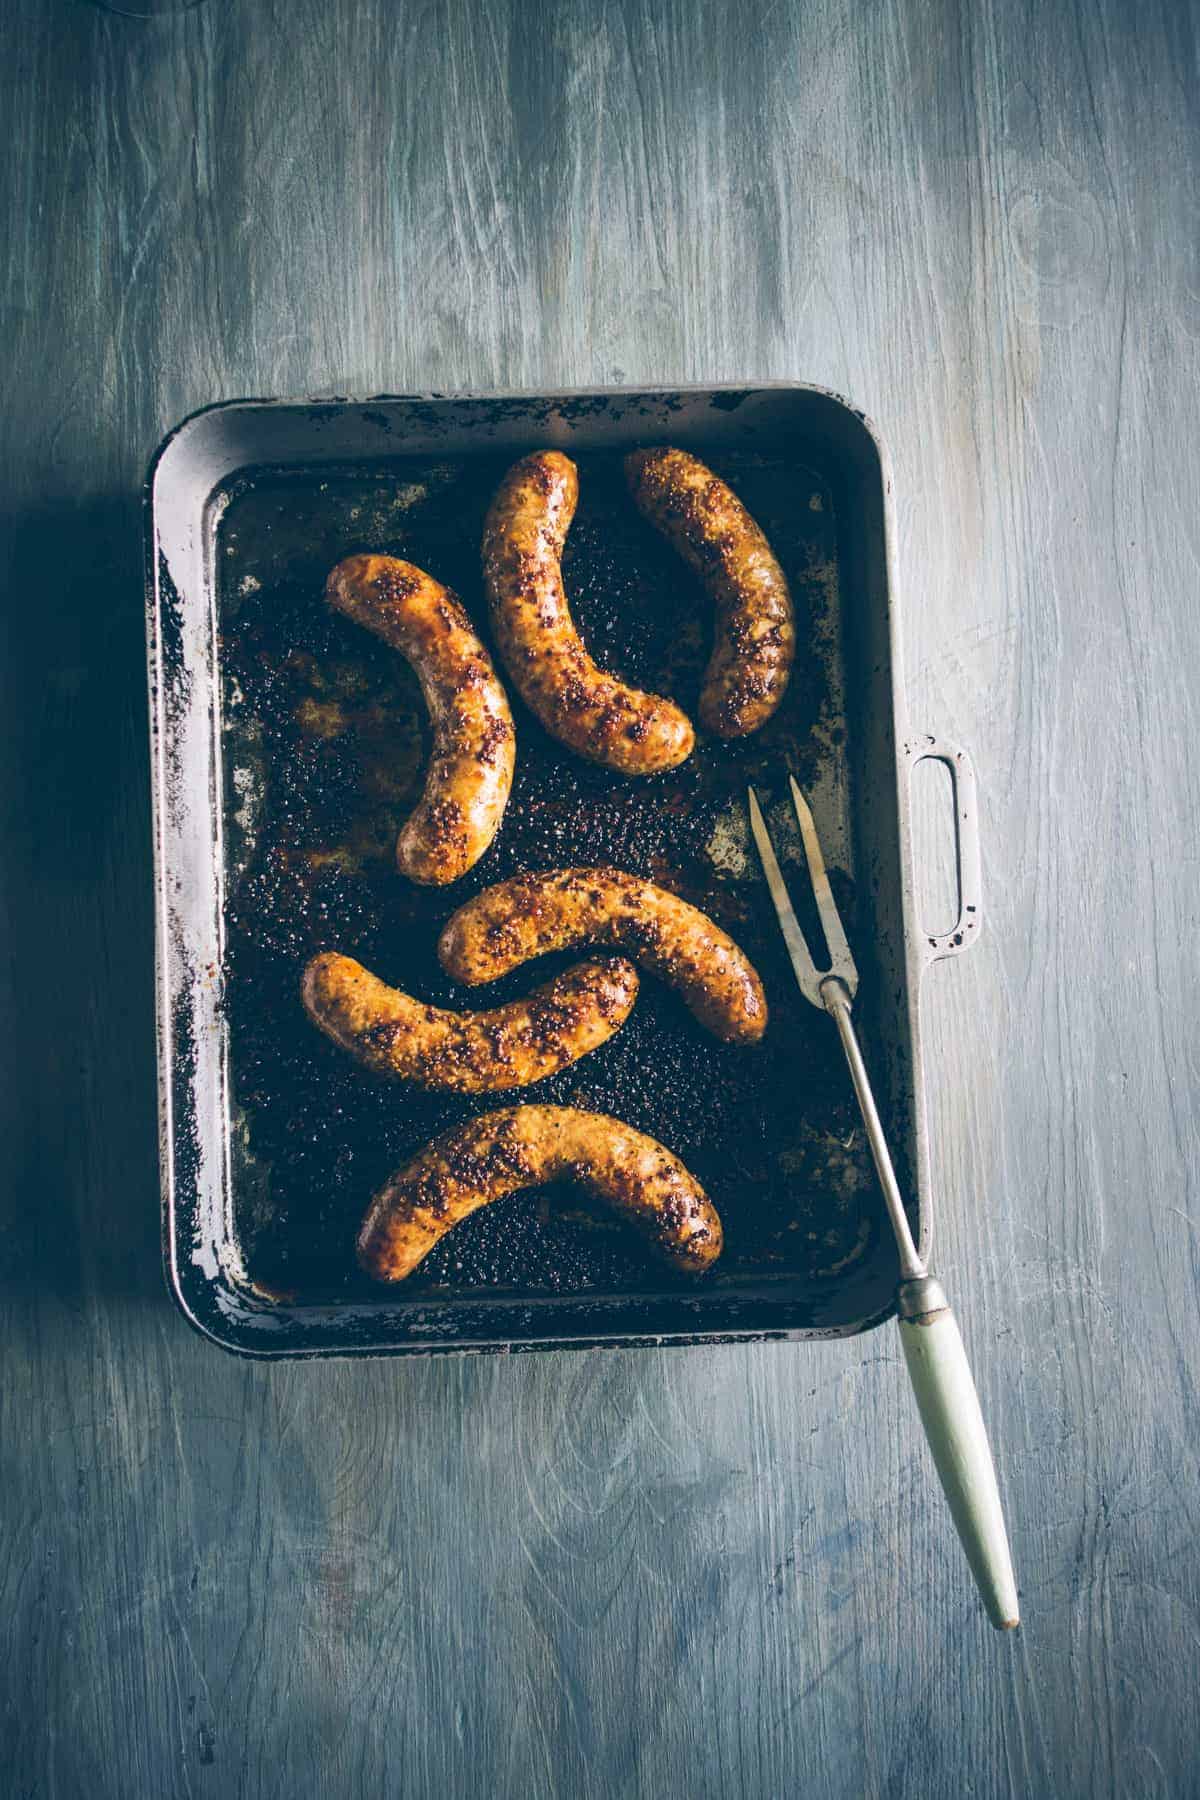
xmin=625 ymin=447 xmax=795 ymax=737
xmin=439 ymin=866 xmax=766 ymax=1044
xmin=302 ymin=950 xmax=638 ymax=1092
xmin=357 ymin=1105 xmax=723 ymax=1280
xmin=481 ymin=451 xmax=695 ymax=775
xmin=326 ymin=555 xmax=515 ymax=884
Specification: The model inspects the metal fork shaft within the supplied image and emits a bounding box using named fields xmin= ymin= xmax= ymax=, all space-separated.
xmin=820 ymin=977 xmax=925 ymax=1282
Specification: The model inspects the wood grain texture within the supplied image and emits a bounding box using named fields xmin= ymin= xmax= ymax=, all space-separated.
xmin=2 ymin=0 xmax=1198 ymax=1793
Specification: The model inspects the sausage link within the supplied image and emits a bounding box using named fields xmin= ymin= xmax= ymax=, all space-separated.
xmin=439 ymin=866 xmax=766 ymax=1044
xmin=302 ymin=950 xmax=638 ymax=1092
xmin=625 ymin=447 xmax=795 ymax=736
xmin=481 ymin=451 xmax=695 ymax=775
xmin=326 ymin=555 xmax=515 ymax=884
xmin=357 ymin=1105 xmax=723 ymax=1280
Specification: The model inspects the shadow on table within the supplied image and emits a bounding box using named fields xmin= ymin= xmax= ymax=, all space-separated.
xmin=0 ymin=491 xmax=163 ymax=1305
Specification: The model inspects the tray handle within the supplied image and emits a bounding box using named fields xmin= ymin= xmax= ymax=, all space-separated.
xmin=904 ymin=735 xmax=982 ymax=965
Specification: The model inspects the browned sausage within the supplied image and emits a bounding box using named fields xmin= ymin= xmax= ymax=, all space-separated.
xmin=356 ymin=1105 xmax=723 ymax=1280
xmin=302 ymin=950 xmax=637 ymax=1092
xmin=625 ymin=447 xmax=795 ymax=736
xmin=439 ymin=866 xmax=766 ymax=1044
xmin=481 ymin=451 xmax=695 ymax=775
xmin=325 ymin=554 xmax=515 ymax=884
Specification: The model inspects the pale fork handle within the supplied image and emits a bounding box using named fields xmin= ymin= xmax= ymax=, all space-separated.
xmin=897 ymin=1287 xmax=1019 ymax=1630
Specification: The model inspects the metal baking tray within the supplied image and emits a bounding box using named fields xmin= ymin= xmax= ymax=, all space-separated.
xmin=146 ymin=383 xmax=979 ymax=1358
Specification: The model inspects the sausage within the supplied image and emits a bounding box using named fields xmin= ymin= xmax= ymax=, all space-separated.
xmin=481 ymin=450 xmax=695 ymax=775
xmin=302 ymin=950 xmax=637 ymax=1092
xmin=439 ymin=866 xmax=767 ymax=1044
xmin=325 ymin=554 xmax=515 ymax=884
xmin=624 ymin=447 xmax=795 ymax=737
xmin=356 ymin=1105 xmax=723 ymax=1281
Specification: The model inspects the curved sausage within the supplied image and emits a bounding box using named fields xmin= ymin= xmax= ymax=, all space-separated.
xmin=625 ymin=447 xmax=795 ymax=737
xmin=356 ymin=1104 xmax=723 ymax=1281
xmin=302 ymin=950 xmax=638 ymax=1092
xmin=481 ymin=451 xmax=695 ymax=775
xmin=326 ymin=554 xmax=515 ymax=884
xmin=439 ymin=866 xmax=766 ymax=1044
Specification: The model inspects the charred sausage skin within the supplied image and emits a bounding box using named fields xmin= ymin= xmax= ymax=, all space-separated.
xmin=481 ymin=451 xmax=695 ymax=775
xmin=302 ymin=950 xmax=638 ymax=1092
xmin=625 ymin=447 xmax=795 ymax=737
xmin=357 ymin=1104 xmax=723 ymax=1281
xmin=438 ymin=866 xmax=767 ymax=1044
xmin=326 ymin=555 xmax=515 ymax=884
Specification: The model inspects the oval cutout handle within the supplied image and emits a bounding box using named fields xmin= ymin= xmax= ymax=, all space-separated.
xmin=904 ymin=736 xmax=982 ymax=964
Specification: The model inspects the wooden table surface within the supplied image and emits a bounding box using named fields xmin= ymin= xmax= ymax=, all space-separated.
xmin=3 ymin=1 xmax=1197 ymax=1794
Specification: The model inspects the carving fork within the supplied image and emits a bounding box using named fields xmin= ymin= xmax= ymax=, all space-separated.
xmin=747 ymin=777 xmax=1018 ymax=1630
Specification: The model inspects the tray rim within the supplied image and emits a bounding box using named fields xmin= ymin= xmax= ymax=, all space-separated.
xmin=146 ymin=378 xmax=941 ymax=1360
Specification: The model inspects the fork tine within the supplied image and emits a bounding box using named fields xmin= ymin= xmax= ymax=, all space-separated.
xmin=787 ymin=776 xmax=858 ymax=996
xmin=746 ymin=785 xmax=824 ymax=1008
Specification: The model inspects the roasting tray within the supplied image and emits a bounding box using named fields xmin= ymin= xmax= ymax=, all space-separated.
xmin=146 ymin=383 xmax=977 ymax=1358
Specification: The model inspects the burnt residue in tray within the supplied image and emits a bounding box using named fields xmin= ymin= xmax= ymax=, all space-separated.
xmin=218 ymin=449 xmax=878 ymax=1302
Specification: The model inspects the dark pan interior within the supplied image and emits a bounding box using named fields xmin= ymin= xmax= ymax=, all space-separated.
xmin=214 ymin=436 xmax=909 ymax=1334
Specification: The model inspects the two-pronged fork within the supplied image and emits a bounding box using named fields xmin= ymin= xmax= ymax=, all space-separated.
xmin=747 ymin=777 xmax=1018 ymax=1630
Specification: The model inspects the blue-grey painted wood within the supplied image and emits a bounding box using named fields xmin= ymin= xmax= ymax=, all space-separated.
xmin=1 ymin=0 xmax=1196 ymax=1794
